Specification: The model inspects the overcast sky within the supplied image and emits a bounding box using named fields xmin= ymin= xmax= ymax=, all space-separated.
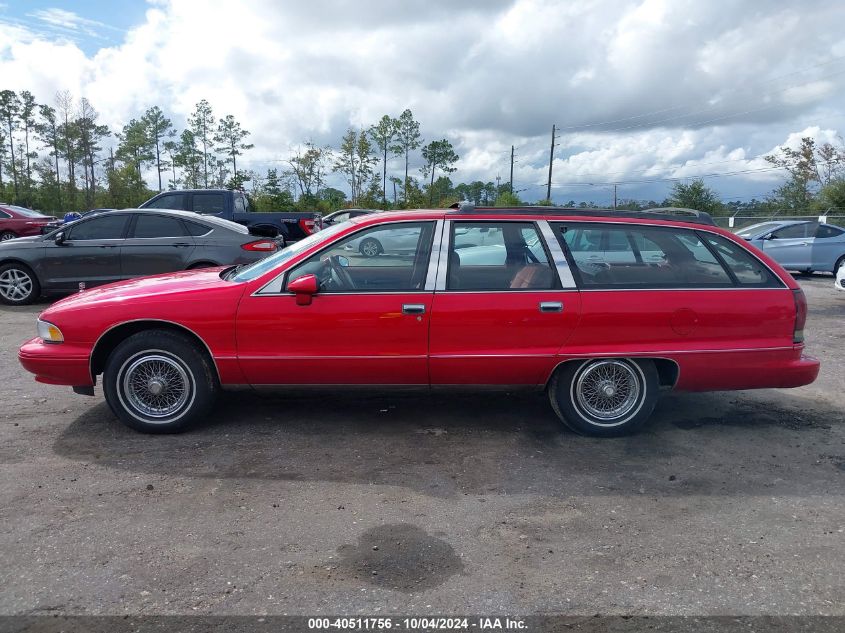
xmin=1 ymin=0 xmax=844 ymax=204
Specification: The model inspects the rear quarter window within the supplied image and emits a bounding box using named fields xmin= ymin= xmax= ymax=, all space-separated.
xmin=698 ymin=233 xmax=783 ymax=287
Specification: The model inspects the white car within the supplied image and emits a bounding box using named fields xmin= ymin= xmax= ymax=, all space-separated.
xmin=836 ymin=259 xmax=845 ymax=291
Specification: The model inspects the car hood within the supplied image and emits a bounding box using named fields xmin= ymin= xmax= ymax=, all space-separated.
xmin=44 ymin=267 xmax=234 ymax=313
xmin=0 ymin=235 xmax=44 ymax=248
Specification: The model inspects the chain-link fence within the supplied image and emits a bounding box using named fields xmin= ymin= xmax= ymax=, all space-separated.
xmin=711 ymin=214 xmax=845 ymax=230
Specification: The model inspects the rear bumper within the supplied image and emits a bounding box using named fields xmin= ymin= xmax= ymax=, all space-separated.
xmin=674 ymin=349 xmax=820 ymax=391
xmin=18 ymin=337 xmax=93 ymax=387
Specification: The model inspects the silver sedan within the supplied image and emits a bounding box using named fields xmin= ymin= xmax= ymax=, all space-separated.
xmin=737 ymin=220 xmax=845 ymax=274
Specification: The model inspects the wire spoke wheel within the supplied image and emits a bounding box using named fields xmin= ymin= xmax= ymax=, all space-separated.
xmin=121 ymin=353 xmax=191 ymax=421
xmin=575 ymin=360 xmax=641 ymax=422
xmin=0 ymin=268 xmax=33 ymax=301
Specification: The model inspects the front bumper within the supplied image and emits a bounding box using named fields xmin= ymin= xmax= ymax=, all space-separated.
xmin=18 ymin=337 xmax=93 ymax=387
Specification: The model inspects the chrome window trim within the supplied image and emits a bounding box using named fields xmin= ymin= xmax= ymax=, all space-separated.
xmin=537 ymin=220 xmax=576 ymax=288
xmin=423 ymin=220 xmax=445 ymax=291
xmin=254 ymin=218 xmax=438 ymax=296
xmin=434 ymin=220 xmax=452 ymax=291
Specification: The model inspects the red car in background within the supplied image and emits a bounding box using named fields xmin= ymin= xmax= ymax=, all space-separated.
xmin=18 ymin=206 xmax=819 ymax=437
xmin=0 ymin=204 xmax=55 ymax=240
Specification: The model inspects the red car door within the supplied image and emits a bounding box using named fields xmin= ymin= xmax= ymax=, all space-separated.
xmin=429 ymin=220 xmax=582 ymax=385
xmin=235 ymin=221 xmax=437 ymax=385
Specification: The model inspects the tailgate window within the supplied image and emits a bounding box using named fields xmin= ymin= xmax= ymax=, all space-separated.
xmin=698 ymin=233 xmax=783 ymax=287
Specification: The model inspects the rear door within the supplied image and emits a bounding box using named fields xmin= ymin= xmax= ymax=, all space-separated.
xmin=810 ymin=223 xmax=845 ymax=272
xmin=40 ymin=214 xmax=129 ymax=291
xmin=120 ymin=213 xmax=196 ymax=278
xmin=428 ymin=220 xmax=581 ymax=385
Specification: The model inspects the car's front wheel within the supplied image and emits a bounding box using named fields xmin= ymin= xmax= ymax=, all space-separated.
xmin=103 ymin=330 xmax=218 ymax=433
xmin=0 ymin=262 xmax=40 ymax=305
xmin=549 ymin=358 xmax=658 ymax=437
xmin=0 ymin=231 xmax=18 ymax=241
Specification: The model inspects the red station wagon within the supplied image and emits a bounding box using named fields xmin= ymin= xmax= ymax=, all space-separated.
xmin=18 ymin=206 xmax=819 ymax=436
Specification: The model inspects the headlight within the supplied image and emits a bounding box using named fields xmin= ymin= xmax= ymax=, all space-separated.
xmin=37 ymin=319 xmax=64 ymax=343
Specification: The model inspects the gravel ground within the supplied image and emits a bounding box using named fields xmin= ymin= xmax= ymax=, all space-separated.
xmin=0 ymin=275 xmax=843 ymax=617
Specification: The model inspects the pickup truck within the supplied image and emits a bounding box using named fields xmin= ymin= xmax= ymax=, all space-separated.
xmin=139 ymin=189 xmax=322 ymax=244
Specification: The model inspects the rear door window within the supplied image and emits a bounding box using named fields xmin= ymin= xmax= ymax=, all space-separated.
xmin=193 ymin=193 xmax=226 ymax=214
xmin=699 ymin=233 xmax=782 ymax=287
xmin=133 ymin=214 xmax=188 ymax=238
xmin=448 ymin=222 xmax=556 ymax=290
xmin=815 ymin=224 xmax=844 ymax=239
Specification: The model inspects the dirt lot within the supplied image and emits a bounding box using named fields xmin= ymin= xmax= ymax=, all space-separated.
xmin=0 ymin=276 xmax=843 ymax=617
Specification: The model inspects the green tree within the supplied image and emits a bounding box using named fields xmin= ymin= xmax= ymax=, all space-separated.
xmin=814 ymin=178 xmax=845 ymax=213
xmin=76 ymin=98 xmax=110 ymax=209
xmin=0 ymin=90 xmax=20 ymax=200
xmin=214 ymin=114 xmax=253 ymax=178
xmin=55 ymin=91 xmax=78 ymax=209
xmin=18 ymin=90 xmax=38 ymax=187
xmin=420 ymin=139 xmax=459 ymax=205
xmin=174 ymin=129 xmax=202 ymax=188
xmin=188 ymin=99 xmax=215 ymax=188
xmin=116 ymin=118 xmax=153 ymax=181
xmin=288 ymin=141 xmax=329 ymax=200
xmin=391 ymin=109 xmax=422 ymax=207
xmin=765 ymin=137 xmax=845 ymax=209
xmin=368 ymin=114 xmax=398 ymax=207
xmin=334 ymin=128 xmax=376 ymax=205
xmin=667 ymin=178 xmax=721 ymax=213
xmin=494 ymin=191 xmax=522 ymax=207
xmin=141 ymin=106 xmax=173 ymax=192
xmin=163 ymin=136 xmax=179 ymax=189
xmin=36 ymin=104 xmax=62 ymax=211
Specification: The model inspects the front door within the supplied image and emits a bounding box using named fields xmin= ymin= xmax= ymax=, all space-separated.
xmin=40 ymin=214 xmax=128 ymax=292
xmin=236 ymin=221 xmax=437 ymax=385
xmin=429 ymin=220 xmax=581 ymax=385
xmin=760 ymin=222 xmax=814 ymax=270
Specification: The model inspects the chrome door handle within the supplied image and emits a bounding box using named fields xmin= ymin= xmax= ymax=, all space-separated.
xmin=402 ymin=304 xmax=426 ymax=315
xmin=539 ymin=301 xmax=563 ymax=313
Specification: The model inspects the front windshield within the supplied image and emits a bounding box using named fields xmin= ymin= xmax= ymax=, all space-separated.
xmin=230 ymin=221 xmax=350 ymax=282
xmin=735 ymin=222 xmax=781 ymax=237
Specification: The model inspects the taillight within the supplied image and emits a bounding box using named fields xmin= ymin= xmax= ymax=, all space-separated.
xmin=242 ymin=239 xmax=278 ymax=252
xmin=792 ymin=289 xmax=807 ymax=344
xmin=299 ymin=218 xmax=319 ymax=235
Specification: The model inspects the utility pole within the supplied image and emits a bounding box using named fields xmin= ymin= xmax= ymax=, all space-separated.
xmin=546 ymin=124 xmax=557 ymax=202
xmin=613 ymin=184 xmax=617 ymax=210
xmin=509 ymin=145 xmax=515 ymax=195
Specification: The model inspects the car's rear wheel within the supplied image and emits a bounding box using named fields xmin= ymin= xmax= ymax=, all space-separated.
xmin=0 ymin=262 xmax=40 ymax=305
xmin=0 ymin=231 xmax=17 ymax=241
xmin=359 ymin=237 xmax=382 ymax=258
xmin=103 ymin=330 xmax=218 ymax=433
xmin=549 ymin=358 xmax=658 ymax=437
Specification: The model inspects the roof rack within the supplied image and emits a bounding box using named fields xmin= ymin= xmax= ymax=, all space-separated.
xmin=446 ymin=203 xmax=715 ymax=226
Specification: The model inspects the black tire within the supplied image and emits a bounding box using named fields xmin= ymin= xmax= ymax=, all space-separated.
xmin=103 ymin=329 xmax=218 ymax=434
xmin=0 ymin=262 xmax=41 ymax=305
xmin=834 ymin=256 xmax=845 ymax=275
xmin=549 ymin=358 xmax=659 ymax=437
xmin=358 ymin=237 xmax=382 ymax=258
xmin=0 ymin=231 xmax=17 ymax=242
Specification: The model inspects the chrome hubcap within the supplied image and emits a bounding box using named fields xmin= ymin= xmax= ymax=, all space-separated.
xmin=0 ymin=268 xmax=33 ymax=301
xmin=0 ymin=233 xmax=15 ymax=241
xmin=575 ymin=360 xmax=641 ymax=422
xmin=122 ymin=354 xmax=190 ymax=419
xmin=361 ymin=242 xmax=378 ymax=256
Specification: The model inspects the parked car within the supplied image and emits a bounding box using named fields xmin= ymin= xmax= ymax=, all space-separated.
xmin=836 ymin=258 xmax=845 ymax=291
xmin=322 ymin=209 xmax=381 ymax=226
xmin=18 ymin=206 xmax=818 ymax=437
xmin=737 ymin=220 xmax=845 ymax=274
xmin=0 ymin=204 xmax=55 ymax=240
xmin=0 ymin=209 xmax=279 ymax=305
xmin=140 ymin=189 xmax=322 ymax=244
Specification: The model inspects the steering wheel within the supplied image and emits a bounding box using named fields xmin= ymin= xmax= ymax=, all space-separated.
xmin=326 ymin=255 xmax=356 ymax=290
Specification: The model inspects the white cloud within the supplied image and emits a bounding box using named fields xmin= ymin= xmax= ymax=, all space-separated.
xmin=0 ymin=0 xmax=844 ymax=202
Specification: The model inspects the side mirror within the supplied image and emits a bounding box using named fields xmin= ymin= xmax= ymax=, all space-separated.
xmin=54 ymin=231 xmax=66 ymax=245
xmin=287 ymin=273 xmax=319 ymax=305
